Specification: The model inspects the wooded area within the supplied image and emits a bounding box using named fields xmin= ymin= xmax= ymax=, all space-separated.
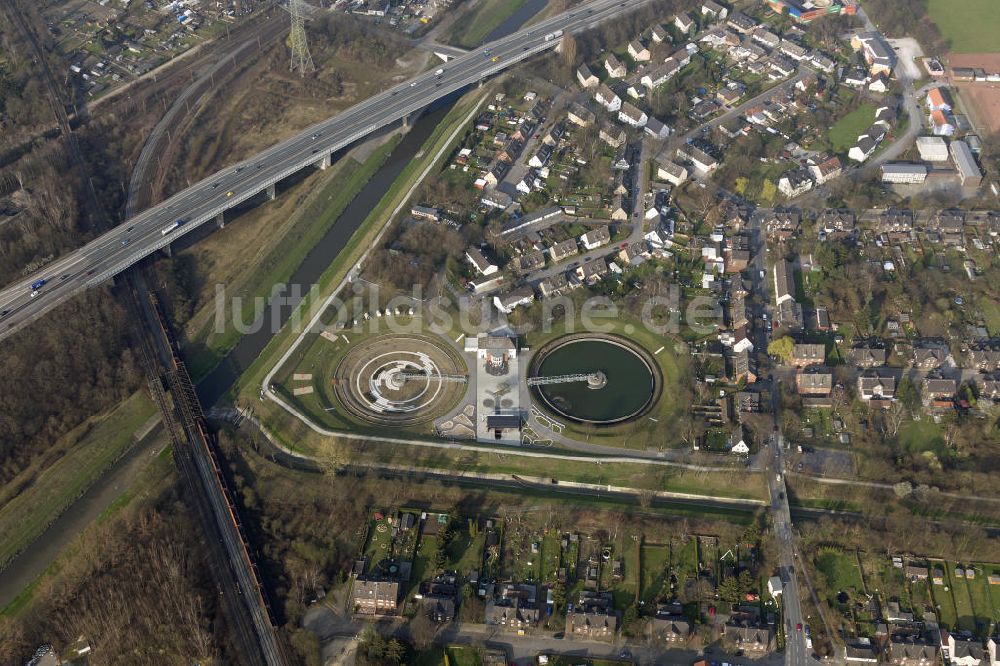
xmin=0 ymin=291 xmax=141 ymax=486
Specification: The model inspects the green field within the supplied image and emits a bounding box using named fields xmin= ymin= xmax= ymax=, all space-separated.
xmin=0 ymin=392 xmax=156 ymax=572
xmin=445 ymin=0 xmax=528 ymax=49
xmin=184 ymin=137 xmax=401 ymax=380
xmin=814 ymin=548 xmax=864 ymax=598
xmin=828 ymin=104 xmax=877 ymax=152
xmin=899 ymin=419 xmax=946 ymax=455
xmin=926 ymin=0 xmax=1000 ymax=54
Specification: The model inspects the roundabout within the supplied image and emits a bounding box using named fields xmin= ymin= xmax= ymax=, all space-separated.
xmin=331 ymin=334 xmax=468 ymax=427
xmin=529 ymin=334 xmax=660 ymax=425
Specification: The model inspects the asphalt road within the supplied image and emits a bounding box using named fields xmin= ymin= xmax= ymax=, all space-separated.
xmin=0 ymin=0 xmax=651 ymax=342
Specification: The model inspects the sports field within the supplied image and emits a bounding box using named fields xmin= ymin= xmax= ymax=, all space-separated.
xmin=927 ymin=0 xmax=1000 ymax=54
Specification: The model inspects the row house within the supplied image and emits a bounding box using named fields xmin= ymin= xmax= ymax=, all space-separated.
xmin=968 ymin=340 xmax=1000 ymax=372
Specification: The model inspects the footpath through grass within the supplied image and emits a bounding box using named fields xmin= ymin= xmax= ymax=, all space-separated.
xmin=0 ymin=391 xmax=156 ymax=573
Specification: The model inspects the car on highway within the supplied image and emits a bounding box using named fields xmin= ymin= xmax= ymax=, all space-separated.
xmin=226 ymin=191 xmax=234 ymax=197
xmin=410 ymin=81 xmax=417 ymax=87
xmin=30 ymin=278 xmax=46 ymax=291
xmin=121 ymin=238 xmax=130 ymax=246
xmin=491 ymin=56 xmax=499 ymax=62
xmin=796 ymin=623 xmax=803 ymax=631
xmin=126 ymin=225 xmax=134 ymax=232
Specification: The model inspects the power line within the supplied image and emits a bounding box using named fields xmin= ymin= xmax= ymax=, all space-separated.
xmin=288 ymin=0 xmax=314 ymax=75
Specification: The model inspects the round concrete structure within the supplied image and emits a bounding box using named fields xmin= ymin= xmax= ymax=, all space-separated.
xmin=529 ymin=334 xmax=660 ymax=425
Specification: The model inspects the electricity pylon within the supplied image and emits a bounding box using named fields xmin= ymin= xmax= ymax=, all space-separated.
xmin=288 ymin=0 xmax=314 ymax=75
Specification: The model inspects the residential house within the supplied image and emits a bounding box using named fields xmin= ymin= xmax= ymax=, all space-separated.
xmin=618 ymin=102 xmax=648 ymax=128
xmin=481 ymin=190 xmax=512 ymax=210
xmin=773 ymin=260 xmax=796 ymax=306
xmin=779 ymin=38 xmax=808 ymax=61
xmin=466 ymin=247 xmax=498 ymax=276
xmin=819 ymin=209 xmax=855 ymax=237
xmin=576 ymin=64 xmax=599 ymax=88
xmin=676 ymin=144 xmax=719 ymax=173
xmin=791 ymin=343 xmax=825 ymax=367
xmin=913 ymin=340 xmax=949 ymax=370
xmin=845 ymin=641 xmax=880 ymax=663
xmin=645 ymin=117 xmax=672 ymax=139
xmin=944 ymin=634 xmax=987 ymax=666
xmin=595 ymin=85 xmax=622 ymax=112
xmin=352 ymin=578 xmax=399 ymax=616
xmin=724 ymin=620 xmax=775 ymax=655
xmin=810 ymin=156 xmax=843 ymax=185
xmin=605 ymin=54 xmax=627 ymax=79
xmin=797 ymin=370 xmax=833 ymax=396
xmin=674 ymin=12 xmax=695 ymax=33
xmin=549 ymin=238 xmax=580 ymax=262
xmin=599 ymin=123 xmax=626 ymax=148
xmin=581 ymin=226 xmax=611 ymax=251
xmin=485 ymin=584 xmax=540 ymax=632
xmin=927 ymin=88 xmax=953 ymax=112
xmin=727 ymin=11 xmax=757 ymax=34
xmin=852 ymin=32 xmax=894 ymax=76
xmin=849 ymin=341 xmax=887 ymax=368
xmin=729 ymin=348 xmax=755 ymax=383
xmin=493 ymin=285 xmax=535 ymax=314
xmin=539 ymin=272 xmax=570 ymax=298
xmin=641 ymin=60 xmax=681 ymax=89
xmin=618 ymin=242 xmax=648 ymax=266
xmin=778 ymin=169 xmax=814 ymax=198
xmin=759 ymin=209 xmax=801 ymax=240
xmin=658 ymin=161 xmax=688 ymax=186
xmin=568 ymin=102 xmax=596 ymax=127
xmin=849 ymin=135 xmax=878 ymax=163
xmin=628 ymin=40 xmax=651 ymax=62
xmin=650 ymin=610 xmax=691 ymax=644
xmin=858 ymin=372 xmax=896 ymax=401
xmin=889 ymin=636 xmax=940 ymax=666
xmin=651 ymin=24 xmax=669 ymax=43
xmin=576 ymin=257 xmax=608 ymax=284
xmin=752 ymin=27 xmax=780 ymax=49
xmin=923 ymin=377 xmax=956 ymax=406
xmin=968 ymin=340 xmax=1000 ymax=372
xmin=565 ymin=592 xmax=618 ymax=642
xmin=702 ymin=0 xmax=728 ymax=19
xmin=513 ymin=250 xmax=545 ymax=274
xmin=929 ymin=109 xmax=956 ymax=136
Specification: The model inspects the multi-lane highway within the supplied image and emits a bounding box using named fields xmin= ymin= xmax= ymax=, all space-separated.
xmin=0 ymin=0 xmax=649 ymax=341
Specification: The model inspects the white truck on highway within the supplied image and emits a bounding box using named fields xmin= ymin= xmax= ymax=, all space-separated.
xmin=161 ymin=218 xmax=187 ymax=236
xmin=544 ymin=29 xmax=563 ymax=41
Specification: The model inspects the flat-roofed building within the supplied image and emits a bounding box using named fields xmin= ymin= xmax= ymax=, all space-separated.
xmin=951 ymin=140 xmax=982 ymax=187
xmin=882 ymin=163 xmax=928 ymax=184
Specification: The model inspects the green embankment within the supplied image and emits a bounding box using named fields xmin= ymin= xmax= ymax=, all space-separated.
xmin=0 ymin=391 xmax=156 ymax=574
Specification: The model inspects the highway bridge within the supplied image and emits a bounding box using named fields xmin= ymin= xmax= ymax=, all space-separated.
xmin=0 ymin=0 xmax=649 ymax=341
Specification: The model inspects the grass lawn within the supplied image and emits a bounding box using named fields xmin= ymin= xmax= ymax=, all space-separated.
xmin=0 ymin=392 xmax=156 ymax=572
xmin=979 ymin=297 xmax=1000 ymax=337
xmin=445 ymin=0 xmax=528 ymax=49
xmin=929 ymin=574 xmax=960 ymax=630
xmin=814 ymin=548 xmax=864 ymax=599
xmin=965 ymin=569 xmax=999 ymax=624
xmin=945 ymin=565 xmax=978 ymax=632
xmin=899 ymin=419 xmax=946 ymax=455
xmin=926 ymin=0 xmax=1000 ymax=53
xmin=640 ymin=544 xmax=670 ymax=603
xmin=828 ymin=104 xmax=876 ymax=152
xmin=184 ymin=137 xmax=401 ymax=380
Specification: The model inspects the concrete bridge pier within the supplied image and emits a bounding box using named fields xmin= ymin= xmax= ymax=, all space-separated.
xmin=266 ymin=183 xmax=276 ymax=201
xmin=216 ymin=212 xmax=225 ymax=229
xmin=162 ymin=243 xmax=172 ymax=257
xmin=317 ymin=152 xmax=331 ymax=170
